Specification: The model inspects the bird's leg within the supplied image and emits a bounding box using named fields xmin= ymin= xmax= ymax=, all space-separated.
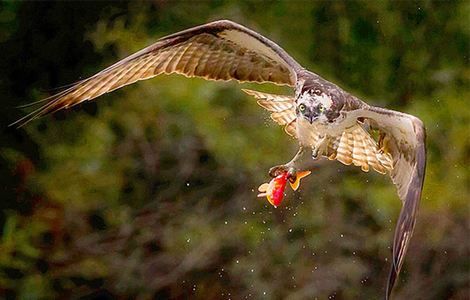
xmin=269 ymin=146 xmax=311 ymax=183
xmin=311 ymin=135 xmax=330 ymax=159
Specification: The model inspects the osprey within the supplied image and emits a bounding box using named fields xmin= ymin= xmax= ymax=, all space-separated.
xmin=12 ymin=20 xmax=426 ymax=299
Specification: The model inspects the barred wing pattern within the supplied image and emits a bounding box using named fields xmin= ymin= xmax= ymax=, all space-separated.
xmin=14 ymin=19 xmax=426 ymax=299
xmin=12 ymin=20 xmax=302 ymax=127
xmin=358 ymin=106 xmax=426 ymax=300
xmin=246 ymin=89 xmax=426 ymax=299
xmin=245 ymin=88 xmax=393 ymax=175
xmin=326 ymin=124 xmax=393 ymax=174
xmin=242 ymin=89 xmax=297 ymax=137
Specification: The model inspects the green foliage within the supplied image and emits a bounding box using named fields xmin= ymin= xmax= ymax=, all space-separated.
xmin=0 ymin=1 xmax=468 ymax=299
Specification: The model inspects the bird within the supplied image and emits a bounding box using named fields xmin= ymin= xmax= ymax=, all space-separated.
xmin=11 ymin=20 xmax=426 ymax=299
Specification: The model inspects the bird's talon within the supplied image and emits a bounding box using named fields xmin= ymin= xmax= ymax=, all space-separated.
xmin=269 ymin=165 xmax=287 ymax=178
xmin=287 ymin=168 xmax=297 ymax=183
xmin=312 ymin=149 xmax=319 ymax=159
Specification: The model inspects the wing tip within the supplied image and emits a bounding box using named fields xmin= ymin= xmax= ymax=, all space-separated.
xmin=9 ymin=109 xmax=44 ymax=128
xmin=385 ymin=265 xmax=398 ymax=300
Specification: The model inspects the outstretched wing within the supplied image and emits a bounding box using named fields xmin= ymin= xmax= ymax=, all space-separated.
xmin=247 ymin=87 xmax=426 ymax=298
xmin=355 ymin=106 xmax=426 ymax=299
xmin=12 ymin=20 xmax=303 ymax=127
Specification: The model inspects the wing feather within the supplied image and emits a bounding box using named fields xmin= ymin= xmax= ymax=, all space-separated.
xmin=358 ymin=135 xmax=370 ymax=172
xmin=322 ymin=103 xmax=425 ymax=298
xmin=284 ymin=120 xmax=297 ymax=137
xmin=336 ymin=131 xmax=353 ymax=165
xmin=12 ymin=20 xmax=302 ymax=127
xmin=363 ymin=133 xmax=382 ymax=173
xmin=242 ymin=89 xmax=297 ymax=138
xmin=321 ymin=122 xmax=391 ymax=175
xmin=351 ymin=127 xmax=367 ymax=168
xmin=327 ymin=136 xmax=340 ymax=160
xmin=353 ymin=105 xmax=426 ymax=299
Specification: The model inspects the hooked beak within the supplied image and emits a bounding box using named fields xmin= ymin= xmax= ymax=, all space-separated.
xmin=303 ymin=111 xmax=317 ymax=124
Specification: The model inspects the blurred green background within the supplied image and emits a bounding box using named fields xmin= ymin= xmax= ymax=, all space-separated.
xmin=0 ymin=1 xmax=469 ymax=299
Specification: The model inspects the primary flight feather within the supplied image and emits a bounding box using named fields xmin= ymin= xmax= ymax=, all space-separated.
xmin=12 ymin=20 xmax=426 ymax=299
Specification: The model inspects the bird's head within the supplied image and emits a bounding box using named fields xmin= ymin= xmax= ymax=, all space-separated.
xmin=296 ymin=88 xmax=335 ymax=124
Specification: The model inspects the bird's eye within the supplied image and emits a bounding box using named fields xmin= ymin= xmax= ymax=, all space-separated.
xmin=298 ymin=104 xmax=306 ymax=112
xmin=319 ymin=106 xmax=325 ymax=113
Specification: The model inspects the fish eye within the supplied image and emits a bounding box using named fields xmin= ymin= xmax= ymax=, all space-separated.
xmin=298 ymin=104 xmax=306 ymax=112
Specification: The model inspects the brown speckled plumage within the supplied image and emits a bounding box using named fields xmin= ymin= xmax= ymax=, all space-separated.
xmin=13 ymin=20 xmax=426 ymax=300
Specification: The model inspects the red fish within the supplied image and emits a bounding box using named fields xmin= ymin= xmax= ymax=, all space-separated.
xmin=257 ymin=170 xmax=311 ymax=207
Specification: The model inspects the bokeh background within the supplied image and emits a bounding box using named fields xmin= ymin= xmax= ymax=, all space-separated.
xmin=0 ymin=1 xmax=469 ymax=299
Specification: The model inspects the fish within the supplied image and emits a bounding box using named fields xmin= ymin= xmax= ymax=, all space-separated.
xmin=257 ymin=171 xmax=311 ymax=207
